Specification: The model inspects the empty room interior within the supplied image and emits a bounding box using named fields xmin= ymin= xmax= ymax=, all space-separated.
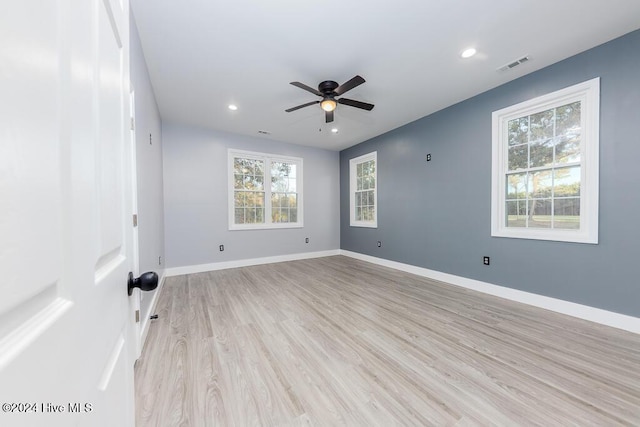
xmin=3 ymin=1 xmax=640 ymax=426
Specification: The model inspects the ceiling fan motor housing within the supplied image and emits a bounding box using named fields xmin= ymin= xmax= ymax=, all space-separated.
xmin=319 ymin=80 xmax=339 ymax=94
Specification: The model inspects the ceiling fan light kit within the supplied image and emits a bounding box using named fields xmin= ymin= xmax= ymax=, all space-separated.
xmin=286 ymin=75 xmax=374 ymax=123
xmin=321 ymin=99 xmax=337 ymax=112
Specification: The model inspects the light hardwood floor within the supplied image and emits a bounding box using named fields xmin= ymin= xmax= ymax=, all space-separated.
xmin=135 ymin=256 xmax=640 ymax=426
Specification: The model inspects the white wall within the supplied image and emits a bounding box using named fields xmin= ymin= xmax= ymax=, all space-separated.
xmin=130 ymin=15 xmax=165 ymax=320
xmin=162 ymin=123 xmax=340 ymax=269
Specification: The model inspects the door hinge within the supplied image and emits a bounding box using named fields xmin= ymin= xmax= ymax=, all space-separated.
xmin=130 ymin=117 xmax=135 ymax=130
xmin=135 ymin=310 xmax=140 ymax=323
xmin=133 ymin=214 xmax=138 ymax=227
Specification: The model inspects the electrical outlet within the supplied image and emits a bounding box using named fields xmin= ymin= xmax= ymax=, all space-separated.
xmin=219 ymin=245 xmax=224 ymax=252
xmin=305 ymin=237 xmax=309 ymax=243
xmin=158 ymin=256 xmax=162 ymax=265
xmin=426 ymin=153 xmax=432 ymax=162
xmin=483 ymin=256 xmax=490 ymax=265
xmin=377 ymin=241 xmax=382 ymax=248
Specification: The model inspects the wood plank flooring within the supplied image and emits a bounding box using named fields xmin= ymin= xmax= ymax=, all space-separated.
xmin=134 ymin=256 xmax=640 ymax=426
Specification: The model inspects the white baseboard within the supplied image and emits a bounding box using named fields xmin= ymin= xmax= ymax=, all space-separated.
xmin=139 ymin=272 xmax=166 ymax=354
xmin=165 ymin=249 xmax=341 ymax=277
xmin=159 ymin=249 xmax=639 ymax=335
xmin=340 ymin=250 xmax=640 ymax=335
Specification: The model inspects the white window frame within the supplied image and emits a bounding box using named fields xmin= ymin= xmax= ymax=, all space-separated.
xmin=491 ymin=78 xmax=599 ymax=244
xmin=228 ymin=149 xmax=303 ymax=230
xmin=350 ymin=151 xmax=378 ymax=228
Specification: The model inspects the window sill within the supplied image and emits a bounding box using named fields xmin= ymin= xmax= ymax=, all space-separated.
xmin=229 ymin=223 xmax=304 ymax=231
xmin=491 ymin=227 xmax=597 ymax=244
xmin=350 ymin=222 xmax=378 ymax=228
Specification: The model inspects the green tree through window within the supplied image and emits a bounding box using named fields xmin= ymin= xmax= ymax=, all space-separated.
xmin=350 ymin=151 xmax=377 ymax=228
xmin=229 ymin=150 xmax=303 ymax=230
xmin=492 ymin=78 xmax=599 ymax=244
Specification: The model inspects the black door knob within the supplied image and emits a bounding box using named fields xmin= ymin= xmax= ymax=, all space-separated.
xmin=127 ymin=271 xmax=158 ymax=296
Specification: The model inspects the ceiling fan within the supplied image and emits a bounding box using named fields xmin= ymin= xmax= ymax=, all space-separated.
xmin=285 ymin=75 xmax=374 ymax=123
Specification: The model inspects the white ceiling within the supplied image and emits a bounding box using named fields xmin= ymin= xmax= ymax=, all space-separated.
xmin=130 ymin=0 xmax=640 ymax=151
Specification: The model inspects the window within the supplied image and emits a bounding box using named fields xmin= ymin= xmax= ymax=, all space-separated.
xmin=491 ymin=78 xmax=599 ymax=244
xmin=350 ymin=151 xmax=377 ymax=228
xmin=228 ymin=149 xmax=303 ymax=230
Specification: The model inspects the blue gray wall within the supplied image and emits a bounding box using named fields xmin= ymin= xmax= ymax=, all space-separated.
xmin=163 ymin=123 xmax=340 ymax=268
xmin=340 ymin=30 xmax=640 ymax=317
xmin=130 ymin=14 xmax=165 ymax=319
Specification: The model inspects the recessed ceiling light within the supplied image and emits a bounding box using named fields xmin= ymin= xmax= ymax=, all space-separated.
xmin=331 ymin=128 xmax=338 ymax=133
xmin=228 ymin=104 xmax=238 ymax=111
xmin=461 ymin=48 xmax=477 ymax=58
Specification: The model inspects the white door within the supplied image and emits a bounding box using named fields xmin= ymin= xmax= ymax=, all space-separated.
xmin=0 ymin=0 xmax=135 ymax=426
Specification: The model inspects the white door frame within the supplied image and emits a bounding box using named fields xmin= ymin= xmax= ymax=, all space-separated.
xmin=129 ymin=87 xmax=144 ymax=359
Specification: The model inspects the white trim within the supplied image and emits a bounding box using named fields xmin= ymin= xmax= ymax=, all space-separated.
xmin=340 ymin=250 xmax=640 ymax=335
xmin=228 ymin=148 xmax=304 ymax=231
xmin=160 ymin=249 xmax=639 ymax=335
xmin=491 ymin=78 xmax=599 ymax=244
xmin=129 ymin=89 xmax=140 ymax=275
xmin=349 ymin=151 xmax=378 ymax=228
xmin=165 ymin=250 xmax=341 ymax=277
xmin=138 ymin=272 xmax=165 ymax=354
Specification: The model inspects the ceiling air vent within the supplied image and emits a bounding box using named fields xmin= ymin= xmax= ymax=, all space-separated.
xmin=497 ymin=55 xmax=530 ymax=72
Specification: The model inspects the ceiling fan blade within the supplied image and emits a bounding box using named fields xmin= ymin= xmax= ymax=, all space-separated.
xmin=334 ymin=75 xmax=365 ymax=96
xmin=338 ymin=97 xmax=375 ymax=111
xmin=325 ymin=110 xmax=334 ymax=123
xmin=285 ymin=100 xmax=320 ymax=112
xmin=290 ymin=81 xmax=322 ymax=97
